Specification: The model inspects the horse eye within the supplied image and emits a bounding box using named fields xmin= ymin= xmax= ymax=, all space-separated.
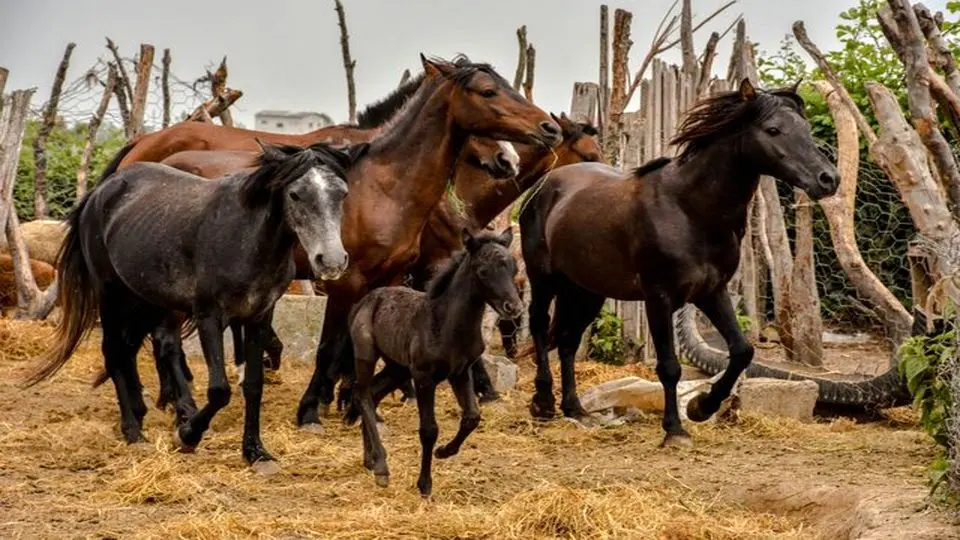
xmin=288 ymin=191 xmax=301 ymax=201
xmin=480 ymin=89 xmax=497 ymax=98
xmin=765 ymin=127 xmax=781 ymax=136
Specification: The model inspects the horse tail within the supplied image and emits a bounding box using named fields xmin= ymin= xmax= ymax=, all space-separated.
xmin=20 ymin=196 xmax=100 ymax=388
xmin=94 ymin=140 xmax=137 ymax=185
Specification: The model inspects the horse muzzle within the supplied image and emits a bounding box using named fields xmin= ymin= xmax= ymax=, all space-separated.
xmin=312 ymin=252 xmax=349 ymax=281
xmin=496 ymin=300 xmax=524 ymax=320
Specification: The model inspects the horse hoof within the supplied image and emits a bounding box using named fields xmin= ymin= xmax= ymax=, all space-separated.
xmin=299 ymin=422 xmax=325 ymax=435
xmin=375 ymin=474 xmax=390 ymax=488
xmin=172 ymin=428 xmax=196 ymax=453
xmin=659 ymin=433 xmax=694 ymax=449
xmin=434 ymin=445 xmax=455 ymax=459
xmin=686 ymin=393 xmax=713 ymax=423
xmin=478 ymin=392 xmax=501 ymax=404
xmin=251 ymin=459 xmax=282 ymax=476
xmin=529 ymin=400 xmax=556 ymax=420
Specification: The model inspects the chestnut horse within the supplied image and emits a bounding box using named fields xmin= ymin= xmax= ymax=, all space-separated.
xmin=294 ymin=54 xmax=561 ymax=430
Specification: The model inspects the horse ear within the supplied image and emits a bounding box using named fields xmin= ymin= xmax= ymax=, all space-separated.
xmin=421 ymin=53 xmax=442 ymax=77
xmin=496 ymin=226 xmax=513 ymax=247
xmin=461 ymin=228 xmax=478 ymax=251
xmin=788 ymin=78 xmax=803 ymax=94
xmin=739 ymin=78 xmax=758 ymax=101
xmin=346 ymin=142 xmax=370 ymax=165
xmin=255 ymin=138 xmax=283 ymax=162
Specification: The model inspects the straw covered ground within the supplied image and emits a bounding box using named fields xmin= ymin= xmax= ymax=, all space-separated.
xmin=1 ymin=318 xmax=958 ymax=539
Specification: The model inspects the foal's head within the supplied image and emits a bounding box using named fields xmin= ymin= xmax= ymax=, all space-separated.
xmin=420 ymin=54 xmax=562 ymax=148
xmin=462 ymin=227 xmax=523 ymax=319
xmin=672 ymin=78 xmax=839 ymax=200
xmin=242 ymin=141 xmax=368 ymax=280
xmin=463 ymin=138 xmax=520 ymax=180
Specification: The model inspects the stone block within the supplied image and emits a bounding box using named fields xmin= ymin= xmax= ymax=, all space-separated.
xmin=183 ymin=294 xmax=327 ymax=363
xmin=481 ymin=354 xmax=518 ymax=393
xmin=736 ymin=378 xmax=819 ymax=422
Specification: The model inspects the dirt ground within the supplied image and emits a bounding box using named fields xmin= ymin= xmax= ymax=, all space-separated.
xmin=1 ymin=319 xmax=958 ymax=539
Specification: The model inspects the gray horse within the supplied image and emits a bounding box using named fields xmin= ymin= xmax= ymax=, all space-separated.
xmin=22 ymin=141 xmax=364 ymax=474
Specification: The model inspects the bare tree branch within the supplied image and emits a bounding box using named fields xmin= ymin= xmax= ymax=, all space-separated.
xmin=334 ymin=0 xmax=357 ymax=123
xmin=105 ymin=37 xmax=133 ymax=102
xmin=600 ymin=6 xmax=609 ymax=123
xmin=697 ymin=31 xmax=720 ymax=96
xmin=33 ymin=42 xmax=75 ymax=219
xmin=681 ymin=0 xmax=697 ymax=74
xmin=77 ymin=64 xmax=116 ymax=199
xmin=161 ymin=48 xmax=171 ymax=129
xmin=128 ymin=44 xmax=154 ymax=138
xmin=514 ymin=26 xmax=528 ymax=91
xmin=523 ymin=44 xmax=536 ymax=101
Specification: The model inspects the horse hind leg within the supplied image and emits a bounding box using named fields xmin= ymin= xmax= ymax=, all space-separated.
xmin=152 ymin=317 xmax=198 ymax=427
xmin=553 ymin=280 xmax=605 ymax=419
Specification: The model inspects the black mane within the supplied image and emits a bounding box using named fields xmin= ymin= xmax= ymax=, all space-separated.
xmin=669 ymin=86 xmax=806 ymax=163
xmin=425 ymin=230 xmax=504 ymax=299
xmin=426 ymin=54 xmax=513 ymax=90
xmin=632 ymin=157 xmax=672 ymax=178
xmin=238 ymin=142 xmax=354 ymax=207
xmin=356 ymin=72 xmax=426 ymax=129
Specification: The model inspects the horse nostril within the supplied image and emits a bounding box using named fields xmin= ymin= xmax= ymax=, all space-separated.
xmin=495 ymin=153 xmax=511 ymax=169
xmin=818 ymin=171 xmax=839 ymax=189
xmin=540 ymin=121 xmax=561 ymax=138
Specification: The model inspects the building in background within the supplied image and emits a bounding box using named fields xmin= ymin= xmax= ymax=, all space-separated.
xmin=253 ymin=110 xmax=334 ymax=133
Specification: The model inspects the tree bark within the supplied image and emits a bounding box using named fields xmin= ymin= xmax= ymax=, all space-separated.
xmin=790 ymin=191 xmax=824 ymax=366
xmin=128 ymin=44 xmax=154 ymax=138
xmin=523 ymin=44 xmax=536 ymax=102
xmin=914 ymin=3 xmax=960 ymax=96
xmin=740 ymin=198 xmax=760 ymax=342
xmin=599 ymin=6 xmax=609 ymax=133
xmin=697 ymin=31 xmax=720 ymax=97
xmin=812 ymin=80 xmax=913 ymax=344
xmin=0 ymin=89 xmax=35 ymax=243
xmin=514 ymin=26 xmax=527 ymax=91
xmin=680 ymin=0 xmax=697 ymax=75
xmin=0 ymin=67 xmax=7 ymax=116
xmin=606 ymin=8 xmax=633 ymax=164
xmin=186 ymin=89 xmax=242 ymax=122
xmin=334 ymin=0 xmax=357 ymax=124
xmin=33 ymin=42 xmax=75 ymax=219
xmin=210 ymin=57 xmax=233 ymax=127
xmin=106 ymin=38 xmax=133 ymax=103
xmin=887 ymin=0 xmax=960 ymax=223
xmin=161 ymin=48 xmax=171 ymax=129
xmin=867 ymin=81 xmax=959 ymax=284
xmin=77 ymin=64 xmax=116 ymax=199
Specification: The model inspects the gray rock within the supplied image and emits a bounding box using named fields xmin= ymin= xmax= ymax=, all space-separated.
xmin=480 ymin=354 xmax=518 ymax=393
xmin=736 ymin=378 xmax=819 ymax=421
xmin=183 ymin=294 xmax=327 ymax=363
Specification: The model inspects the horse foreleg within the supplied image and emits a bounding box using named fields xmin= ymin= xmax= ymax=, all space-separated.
xmin=554 ymin=285 xmax=605 ymax=419
xmin=527 ymin=275 xmax=557 ymax=419
xmin=687 ymin=289 xmax=754 ymax=422
xmin=645 ymin=292 xmax=691 ymax=447
xmin=434 ymin=366 xmax=480 ymax=459
xmin=298 ymin=295 xmax=351 ymax=427
xmin=240 ymin=312 xmax=280 ymax=475
xmin=470 ymin=360 xmax=499 ymax=403
xmin=175 ymin=315 xmax=230 ymax=452
xmin=414 ymin=380 xmax=438 ymax=498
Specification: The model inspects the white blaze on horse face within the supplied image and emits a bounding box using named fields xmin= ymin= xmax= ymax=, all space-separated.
xmin=286 ymin=166 xmax=349 ymax=281
xmin=497 ymin=141 xmax=520 ymax=177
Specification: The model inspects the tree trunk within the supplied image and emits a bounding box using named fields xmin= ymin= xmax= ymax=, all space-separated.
xmin=740 ymin=198 xmax=760 ymax=342
xmin=680 ymin=0 xmax=697 ymax=75
xmin=129 ymin=44 xmax=155 ymax=138
xmin=514 ymin=26 xmax=527 ymax=92
xmin=210 ymin=57 xmax=233 ymax=127
xmin=77 ymin=64 xmax=117 ymax=199
xmin=186 ymin=89 xmax=242 ymax=122
xmin=334 ymin=0 xmax=357 ymax=124
xmin=0 ymin=89 xmax=35 ymax=235
xmin=606 ymin=8 xmax=633 ymax=165
xmin=599 ymin=5 xmax=609 ymax=135
xmin=789 ymin=191 xmax=824 ymax=366
xmin=33 ymin=42 xmax=75 ymax=219
xmin=812 ymin=80 xmax=912 ymax=345
xmin=161 ymin=48 xmax=172 ymax=129
xmin=523 ymin=44 xmax=536 ymax=102
xmin=697 ymin=32 xmax=720 ymax=97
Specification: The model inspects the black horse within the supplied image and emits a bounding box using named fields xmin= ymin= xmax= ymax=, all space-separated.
xmin=344 ymin=227 xmax=522 ymax=497
xmin=519 ymin=79 xmax=839 ymax=446
xmin=21 ymin=141 xmax=363 ymax=473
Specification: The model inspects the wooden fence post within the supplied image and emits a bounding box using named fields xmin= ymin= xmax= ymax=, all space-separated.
xmin=129 ymin=44 xmax=155 ymax=138
xmin=33 ymin=42 xmax=75 ymax=219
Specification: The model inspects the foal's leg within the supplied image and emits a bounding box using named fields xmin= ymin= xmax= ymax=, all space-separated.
xmin=471 ymin=360 xmax=499 ymax=404
xmin=528 ymin=274 xmax=558 ymax=418
xmin=175 ymin=314 xmax=230 ymax=452
xmin=686 ymin=289 xmax=754 ymax=422
xmin=645 ymin=293 xmax=691 ymax=447
xmin=350 ymin=336 xmax=390 ymax=485
xmin=553 ymin=283 xmax=605 ymax=418
xmin=231 ymin=323 xmax=246 ymax=386
xmin=435 ymin=366 xmax=481 ymax=459
xmin=240 ymin=314 xmax=280 ymax=473
xmin=264 ymin=326 xmax=284 ymax=373
xmin=414 ymin=380 xmax=439 ymax=497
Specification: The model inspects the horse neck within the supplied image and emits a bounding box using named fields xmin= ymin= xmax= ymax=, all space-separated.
xmin=455 ymin=144 xmax=551 ymax=229
xmin=428 ymin=260 xmax=486 ymax=341
xmin=366 ymin=82 xmax=466 ymax=220
xmin=668 ymin=143 xmax=760 ymax=231
xmin=227 ymin=181 xmax=296 ymax=268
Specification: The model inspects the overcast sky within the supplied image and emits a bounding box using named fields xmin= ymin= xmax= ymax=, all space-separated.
xmin=0 ymin=0 xmax=950 ymax=128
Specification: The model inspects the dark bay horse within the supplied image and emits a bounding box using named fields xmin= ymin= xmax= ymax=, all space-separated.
xmin=345 ymin=227 xmax=521 ymax=496
xmin=519 ymin=79 xmax=839 ymax=446
xmin=295 ymin=54 xmax=561 ymax=430
xmin=21 ymin=142 xmax=361 ymax=473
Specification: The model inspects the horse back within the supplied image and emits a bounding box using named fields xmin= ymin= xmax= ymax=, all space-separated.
xmin=350 ymin=287 xmax=428 ymax=368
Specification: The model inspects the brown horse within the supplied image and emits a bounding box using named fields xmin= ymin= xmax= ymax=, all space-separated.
xmin=295 ymin=54 xmax=561 ymax=430
xmin=519 ymin=80 xmax=838 ymax=446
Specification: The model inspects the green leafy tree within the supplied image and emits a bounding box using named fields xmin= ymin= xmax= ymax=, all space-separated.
xmin=15 ymin=119 xmax=126 ymax=221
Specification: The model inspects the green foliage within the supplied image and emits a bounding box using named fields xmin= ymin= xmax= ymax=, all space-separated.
xmin=588 ymin=306 xmax=626 ymax=365
xmin=897 ymin=319 xmax=956 ymax=500
xmin=735 ymin=308 xmax=754 ymax=335
xmin=14 ymin=119 xmax=126 ymax=221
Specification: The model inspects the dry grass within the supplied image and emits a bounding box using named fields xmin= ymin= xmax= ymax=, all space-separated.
xmin=0 ymin=319 xmax=954 ymax=539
